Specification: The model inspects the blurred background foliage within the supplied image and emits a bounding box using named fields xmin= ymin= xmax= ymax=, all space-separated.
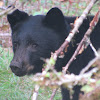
xmin=1 ymin=0 xmax=100 ymax=15
xmin=0 ymin=0 xmax=100 ymax=34
xmin=0 ymin=0 xmax=100 ymax=100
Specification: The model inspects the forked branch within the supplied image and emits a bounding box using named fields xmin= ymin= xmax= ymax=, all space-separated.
xmin=52 ymin=0 xmax=98 ymax=61
xmin=63 ymin=7 xmax=100 ymax=73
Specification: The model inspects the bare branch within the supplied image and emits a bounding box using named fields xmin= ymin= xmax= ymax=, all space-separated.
xmin=0 ymin=6 xmax=16 ymax=17
xmin=32 ymin=66 xmax=98 ymax=87
xmin=31 ymin=85 xmax=40 ymax=100
xmin=33 ymin=53 xmax=100 ymax=87
xmin=89 ymin=42 xmax=99 ymax=57
xmin=80 ymin=56 xmax=99 ymax=75
xmin=0 ymin=33 xmax=11 ymax=37
xmin=49 ymin=88 xmax=58 ymax=100
xmin=52 ymin=0 xmax=98 ymax=61
xmin=0 ymin=6 xmax=6 ymax=10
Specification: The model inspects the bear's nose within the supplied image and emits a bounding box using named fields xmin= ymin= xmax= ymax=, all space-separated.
xmin=10 ymin=61 xmax=21 ymax=72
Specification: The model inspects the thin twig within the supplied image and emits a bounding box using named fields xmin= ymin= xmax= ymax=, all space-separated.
xmin=49 ymin=88 xmax=58 ymax=100
xmin=89 ymin=42 xmax=99 ymax=57
xmin=31 ymin=85 xmax=40 ymax=100
xmin=0 ymin=33 xmax=11 ymax=37
xmin=0 ymin=6 xmax=16 ymax=17
xmin=0 ymin=6 xmax=6 ymax=10
xmin=80 ymin=56 xmax=99 ymax=75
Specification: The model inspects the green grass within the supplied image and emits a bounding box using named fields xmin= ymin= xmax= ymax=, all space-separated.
xmin=0 ymin=47 xmax=61 ymax=100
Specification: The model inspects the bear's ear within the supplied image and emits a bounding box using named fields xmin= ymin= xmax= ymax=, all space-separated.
xmin=7 ymin=9 xmax=29 ymax=29
xmin=44 ymin=7 xmax=66 ymax=30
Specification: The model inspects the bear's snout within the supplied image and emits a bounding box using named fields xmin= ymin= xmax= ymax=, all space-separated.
xmin=10 ymin=60 xmax=27 ymax=76
xmin=10 ymin=61 xmax=21 ymax=71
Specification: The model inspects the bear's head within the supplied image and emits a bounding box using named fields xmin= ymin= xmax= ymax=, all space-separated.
xmin=7 ymin=8 xmax=70 ymax=76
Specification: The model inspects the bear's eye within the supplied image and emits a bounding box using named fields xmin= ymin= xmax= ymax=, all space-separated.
xmin=13 ymin=42 xmax=18 ymax=47
xmin=31 ymin=43 xmax=38 ymax=48
xmin=13 ymin=41 xmax=19 ymax=52
xmin=13 ymin=41 xmax=19 ymax=49
xmin=26 ymin=40 xmax=38 ymax=48
xmin=27 ymin=43 xmax=38 ymax=52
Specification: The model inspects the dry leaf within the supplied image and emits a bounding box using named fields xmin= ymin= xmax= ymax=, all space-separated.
xmin=74 ymin=17 xmax=79 ymax=25
xmin=59 ymin=51 xmax=64 ymax=58
xmin=0 ymin=1 xmax=3 ymax=7
xmin=0 ymin=25 xmax=9 ymax=31
xmin=65 ymin=45 xmax=69 ymax=52
xmin=78 ymin=44 xmax=85 ymax=55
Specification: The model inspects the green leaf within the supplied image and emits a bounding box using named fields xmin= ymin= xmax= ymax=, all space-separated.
xmin=44 ymin=9 xmax=48 ymax=13
xmin=45 ymin=72 xmax=50 ymax=78
xmin=81 ymin=85 xmax=94 ymax=93
xmin=49 ymin=57 xmax=55 ymax=66
xmin=32 ymin=0 xmax=36 ymax=2
xmin=96 ymin=80 xmax=100 ymax=85
xmin=58 ymin=72 xmax=62 ymax=76
xmin=33 ymin=11 xmax=41 ymax=15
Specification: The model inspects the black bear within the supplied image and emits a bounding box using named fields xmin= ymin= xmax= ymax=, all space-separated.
xmin=7 ymin=7 xmax=100 ymax=100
